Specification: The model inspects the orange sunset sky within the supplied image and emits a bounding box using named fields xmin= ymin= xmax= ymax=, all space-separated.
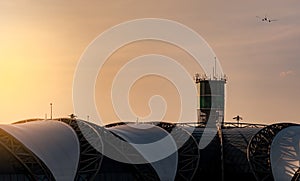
xmin=0 ymin=0 xmax=299 ymax=125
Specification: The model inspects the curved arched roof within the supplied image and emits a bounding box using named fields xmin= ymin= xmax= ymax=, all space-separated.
xmin=2 ymin=118 xmax=297 ymax=181
xmin=108 ymin=124 xmax=178 ymax=180
xmin=271 ymin=126 xmax=300 ymax=181
xmin=0 ymin=120 xmax=80 ymax=181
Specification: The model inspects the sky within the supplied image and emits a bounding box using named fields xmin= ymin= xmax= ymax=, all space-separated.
xmin=0 ymin=0 xmax=299 ymax=125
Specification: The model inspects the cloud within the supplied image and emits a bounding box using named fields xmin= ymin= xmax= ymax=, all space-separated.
xmin=279 ymin=70 xmax=295 ymax=78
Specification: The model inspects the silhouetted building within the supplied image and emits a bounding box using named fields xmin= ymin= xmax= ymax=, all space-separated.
xmin=0 ymin=118 xmax=298 ymax=180
xmin=195 ymin=74 xmax=226 ymax=126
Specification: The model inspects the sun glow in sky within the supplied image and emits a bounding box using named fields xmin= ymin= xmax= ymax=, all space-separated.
xmin=0 ymin=0 xmax=299 ymax=124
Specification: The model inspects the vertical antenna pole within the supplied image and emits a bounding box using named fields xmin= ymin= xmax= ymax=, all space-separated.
xmin=50 ymin=103 xmax=53 ymax=120
xmin=214 ymin=57 xmax=217 ymax=78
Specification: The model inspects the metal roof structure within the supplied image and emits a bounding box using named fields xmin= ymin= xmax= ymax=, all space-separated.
xmin=247 ymin=123 xmax=297 ymax=181
xmin=222 ymin=128 xmax=260 ymax=180
xmin=0 ymin=118 xmax=299 ymax=180
xmin=109 ymin=124 xmax=178 ymax=180
xmin=0 ymin=121 xmax=80 ymax=181
xmin=271 ymin=126 xmax=300 ymax=181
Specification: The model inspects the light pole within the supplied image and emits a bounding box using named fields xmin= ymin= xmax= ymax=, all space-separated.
xmin=50 ymin=103 xmax=53 ymax=120
xmin=233 ymin=115 xmax=243 ymax=127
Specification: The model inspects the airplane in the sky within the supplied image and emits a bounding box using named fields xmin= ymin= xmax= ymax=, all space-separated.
xmin=256 ymin=15 xmax=278 ymax=23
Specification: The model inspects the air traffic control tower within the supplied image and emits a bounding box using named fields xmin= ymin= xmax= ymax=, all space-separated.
xmin=195 ymin=73 xmax=226 ymax=126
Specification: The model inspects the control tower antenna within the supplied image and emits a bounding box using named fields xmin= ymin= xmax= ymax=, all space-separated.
xmin=213 ymin=65 xmax=215 ymax=80
xmin=215 ymin=57 xmax=217 ymax=79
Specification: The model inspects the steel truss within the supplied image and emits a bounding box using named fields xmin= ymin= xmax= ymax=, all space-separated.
xmin=171 ymin=127 xmax=200 ymax=181
xmin=14 ymin=119 xmax=159 ymax=180
xmin=14 ymin=118 xmax=104 ymax=180
xmin=56 ymin=118 xmax=103 ymax=181
xmin=90 ymin=122 xmax=160 ymax=180
xmin=0 ymin=128 xmax=55 ymax=181
xmin=292 ymin=168 xmax=300 ymax=181
xmin=247 ymin=123 xmax=297 ymax=181
xmin=105 ymin=121 xmax=267 ymax=129
xmin=223 ymin=122 xmax=266 ymax=128
xmin=106 ymin=121 xmax=201 ymax=180
xmin=147 ymin=122 xmax=200 ymax=180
